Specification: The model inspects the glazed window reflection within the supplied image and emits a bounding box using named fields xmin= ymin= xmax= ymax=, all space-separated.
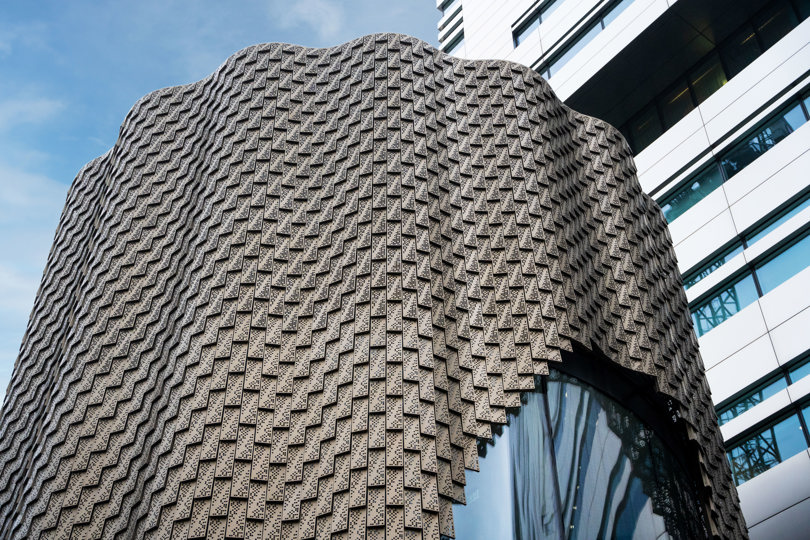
xmin=445 ymin=370 xmax=706 ymax=539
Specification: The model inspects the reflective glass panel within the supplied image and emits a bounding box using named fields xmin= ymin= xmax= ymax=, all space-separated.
xmin=541 ymin=0 xmax=563 ymax=20
xmin=547 ymin=23 xmax=601 ymax=77
xmin=514 ymin=17 xmax=540 ymax=46
xmin=728 ymin=414 xmax=807 ymax=485
xmin=756 ymin=232 xmax=810 ymax=294
xmin=721 ymin=102 xmax=806 ymax=179
xmin=660 ymin=80 xmax=695 ymax=128
xmin=797 ymin=0 xmax=810 ymax=19
xmin=790 ymin=357 xmax=810 ymax=384
xmin=628 ymin=104 xmax=662 ymax=153
xmin=689 ymin=53 xmax=727 ymax=104
xmin=690 ymin=273 xmax=759 ymax=337
xmin=717 ymin=377 xmax=788 ymax=426
xmin=447 ymin=35 xmax=465 ymax=55
xmin=659 ymin=165 xmax=724 ymax=223
xmin=754 ymin=2 xmax=799 ymax=49
xmin=447 ymin=370 xmax=707 ymax=539
xmin=602 ymin=0 xmax=634 ymax=27
xmin=683 ymin=243 xmax=744 ymax=290
xmin=721 ymin=24 xmax=762 ymax=79
xmin=746 ymin=196 xmax=810 ymax=245
xmin=803 ymin=405 xmax=810 ymax=437
xmin=442 ymin=0 xmax=460 ymax=14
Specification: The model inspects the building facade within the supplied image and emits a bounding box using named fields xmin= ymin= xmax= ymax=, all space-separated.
xmin=435 ymin=0 xmax=810 ymax=537
xmin=0 ymin=34 xmax=743 ymax=538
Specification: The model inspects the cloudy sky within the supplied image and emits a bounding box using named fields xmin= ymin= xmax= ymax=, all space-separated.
xmin=0 ymin=0 xmax=439 ymax=398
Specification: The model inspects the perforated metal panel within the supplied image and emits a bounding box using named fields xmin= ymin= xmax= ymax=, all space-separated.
xmin=0 ymin=34 xmax=745 ymax=539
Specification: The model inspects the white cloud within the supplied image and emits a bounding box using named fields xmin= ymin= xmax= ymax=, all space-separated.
xmin=0 ymin=97 xmax=64 ymax=131
xmin=272 ymin=0 xmax=345 ymax=41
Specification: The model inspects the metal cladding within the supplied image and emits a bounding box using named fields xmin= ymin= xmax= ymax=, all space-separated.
xmin=0 ymin=34 xmax=745 ymax=539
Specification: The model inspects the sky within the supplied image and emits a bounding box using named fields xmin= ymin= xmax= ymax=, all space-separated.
xmin=0 ymin=0 xmax=440 ymax=398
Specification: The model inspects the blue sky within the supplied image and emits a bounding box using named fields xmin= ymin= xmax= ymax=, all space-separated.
xmin=0 ymin=0 xmax=439 ymax=397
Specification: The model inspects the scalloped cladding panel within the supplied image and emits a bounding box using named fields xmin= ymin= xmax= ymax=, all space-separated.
xmin=0 ymin=34 xmax=745 ymax=539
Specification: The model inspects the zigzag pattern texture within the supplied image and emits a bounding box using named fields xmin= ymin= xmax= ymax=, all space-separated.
xmin=0 ymin=34 xmax=745 ymax=539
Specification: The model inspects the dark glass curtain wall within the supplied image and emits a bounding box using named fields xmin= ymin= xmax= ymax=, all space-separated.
xmin=446 ymin=371 xmax=707 ymax=540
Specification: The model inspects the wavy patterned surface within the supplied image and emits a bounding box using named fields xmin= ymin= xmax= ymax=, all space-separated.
xmin=0 ymin=34 xmax=745 ymax=539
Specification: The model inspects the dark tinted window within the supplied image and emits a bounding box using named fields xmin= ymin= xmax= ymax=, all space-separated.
xmin=722 ymin=24 xmax=762 ymax=78
xmin=660 ymin=80 xmax=694 ymax=128
xmin=628 ymin=104 xmax=662 ymax=153
xmin=690 ymin=53 xmax=727 ymax=104
xmin=754 ymin=2 xmax=799 ymax=49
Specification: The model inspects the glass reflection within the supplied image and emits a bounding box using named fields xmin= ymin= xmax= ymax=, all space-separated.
xmin=727 ymin=414 xmax=807 ymax=486
xmin=756 ymin=232 xmax=810 ymax=294
xmin=659 ymin=166 xmax=723 ymax=223
xmin=447 ymin=371 xmax=706 ymax=539
xmin=721 ymin=103 xmax=806 ymax=179
xmin=690 ymin=274 xmax=759 ymax=337
xmin=683 ymin=243 xmax=744 ymax=290
xmin=718 ymin=377 xmax=788 ymax=425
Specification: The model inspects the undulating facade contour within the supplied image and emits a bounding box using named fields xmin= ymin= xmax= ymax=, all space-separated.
xmin=0 ymin=34 xmax=744 ymax=539
xmin=436 ymin=0 xmax=810 ymax=537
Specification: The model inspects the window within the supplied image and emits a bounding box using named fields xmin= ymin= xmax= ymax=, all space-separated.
xmin=755 ymin=230 xmax=810 ymax=294
xmin=618 ymin=0 xmax=809 ymax=153
xmin=626 ymin=104 xmax=662 ymax=155
xmin=536 ymin=0 xmax=634 ymax=77
xmin=727 ymin=413 xmax=809 ymax=486
xmin=681 ymin=191 xmax=810 ymax=291
xmin=689 ymin=53 xmax=728 ymax=104
xmin=689 ymin=230 xmax=810 ymax=336
xmin=745 ymin=196 xmax=810 ymax=245
xmin=790 ymin=357 xmax=810 ymax=382
xmin=449 ymin=367 xmax=708 ymax=539
xmin=683 ymin=243 xmax=744 ymax=290
xmin=445 ymin=32 xmax=465 ymax=55
xmin=716 ymin=351 xmax=810 ymax=483
xmin=754 ymin=2 xmax=799 ymax=49
xmin=690 ymin=274 xmax=759 ymax=337
xmin=657 ymin=90 xmax=810 ymax=225
xmin=721 ymin=102 xmax=807 ymax=179
xmin=718 ymin=377 xmax=788 ymax=425
xmin=721 ymin=24 xmax=762 ymax=79
xmin=660 ymin=80 xmax=695 ymax=129
xmin=513 ymin=0 xmax=563 ymax=46
xmin=659 ymin=165 xmax=723 ymax=223
xmin=440 ymin=0 xmax=460 ymax=15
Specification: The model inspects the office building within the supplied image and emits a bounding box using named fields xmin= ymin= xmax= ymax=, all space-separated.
xmin=435 ymin=0 xmax=810 ymax=537
xmin=0 ymin=34 xmax=743 ymax=538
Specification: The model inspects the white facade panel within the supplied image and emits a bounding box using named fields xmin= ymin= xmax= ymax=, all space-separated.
xmin=748 ymin=495 xmax=810 ymax=540
xmin=720 ymin=388 xmax=791 ymax=441
xmin=738 ymin=450 xmax=810 ymax=529
xmin=707 ymin=335 xmax=779 ymax=405
xmin=698 ymin=302 xmax=768 ymax=370
xmin=758 ymin=267 xmax=810 ymax=331
xmin=669 ymin=192 xmax=730 ymax=250
xmin=770 ymin=306 xmax=810 ymax=365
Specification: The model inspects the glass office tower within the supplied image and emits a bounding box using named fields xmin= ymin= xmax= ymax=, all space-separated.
xmin=436 ymin=0 xmax=810 ymax=537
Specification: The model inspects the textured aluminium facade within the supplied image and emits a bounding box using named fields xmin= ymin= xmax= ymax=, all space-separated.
xmin=0 ymin=34 xmax=742 ymax=538
xmin=436 ymin=0 xmax=810 ymax=537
